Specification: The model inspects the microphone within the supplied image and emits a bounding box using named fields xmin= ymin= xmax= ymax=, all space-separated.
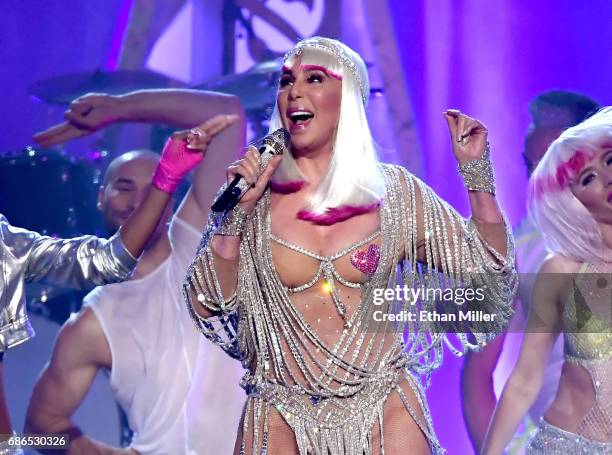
xmin=211 ymin=128 xmax=290 ymax=212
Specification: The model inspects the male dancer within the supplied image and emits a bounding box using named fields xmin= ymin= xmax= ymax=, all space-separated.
xmin=26 ymin=90 xmax=246 ymax=454
xmin=0 ymin=108 xmax=226 ymax=453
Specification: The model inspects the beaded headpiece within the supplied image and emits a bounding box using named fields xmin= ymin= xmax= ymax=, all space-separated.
xmin=283 ymin=36 xmax=370 ymax=105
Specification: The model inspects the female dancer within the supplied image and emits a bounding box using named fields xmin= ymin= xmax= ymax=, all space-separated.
xmin=482 ymin=108 xmax=612 ymax=454
xmin=184 ymin=37 xmax=516 ymax=454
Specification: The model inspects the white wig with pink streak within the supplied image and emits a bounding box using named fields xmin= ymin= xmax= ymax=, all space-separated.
xmin=528 ymin=107 xmax=612 ymax=264
xmin=267 ymin=37 xmax=385 ymax=224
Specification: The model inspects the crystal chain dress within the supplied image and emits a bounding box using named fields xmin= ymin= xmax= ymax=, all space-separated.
xmin=184 ymin=164 xmax=517 ymax=454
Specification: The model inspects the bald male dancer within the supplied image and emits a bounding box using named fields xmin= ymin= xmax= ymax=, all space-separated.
xmin=0 ymin=108 xmax=223 ymax=454
xmin=26 ymin=91 xmax=246 ymax=454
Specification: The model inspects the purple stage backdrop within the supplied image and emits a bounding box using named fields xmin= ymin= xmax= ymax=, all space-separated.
xmin=1 ymin=1 xmax=612 ymax=453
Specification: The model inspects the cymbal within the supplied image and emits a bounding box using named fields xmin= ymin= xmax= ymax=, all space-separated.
xmin=195 ymin=59 xmax=281 ymax=112
xmin=30 ymin=69 xmax=185 ymax=105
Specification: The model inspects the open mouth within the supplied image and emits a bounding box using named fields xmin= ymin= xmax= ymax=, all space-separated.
xmin=288 ymin=110 xmax=314 ymax=126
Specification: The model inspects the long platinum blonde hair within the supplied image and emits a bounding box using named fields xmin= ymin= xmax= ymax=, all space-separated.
xmin=268 ymin=37 xmax=386 ymax=215
xmin=529 ymin=107 xmax=612 ymax=264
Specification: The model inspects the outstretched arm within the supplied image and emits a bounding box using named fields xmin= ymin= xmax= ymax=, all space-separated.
xmin=33 ymin=89 xmax=246 ymax=232
xmin=25 ymin=308 xmax=134 ymax=454
xmin=173 ymin=97 xmax=246 ymax=231
xmin=20 ymin=115 xmax=238 ymax=290
xmin=33 ymin=89 xmax=243 ymax=146
xmin=481 ymin=256 xmax=567 ymax=455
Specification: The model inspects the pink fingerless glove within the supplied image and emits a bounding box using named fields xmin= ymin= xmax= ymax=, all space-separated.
xmin=152 ymin=137 xmax=204 ymax=194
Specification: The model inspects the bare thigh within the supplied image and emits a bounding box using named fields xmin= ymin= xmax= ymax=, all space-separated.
xmin=371 ymin=380 xmax=432 ymax=455
xmin=234 ymin=399 xmax=300 ymax=455
xmin=234 ymin=384 xmax=433 ymax=455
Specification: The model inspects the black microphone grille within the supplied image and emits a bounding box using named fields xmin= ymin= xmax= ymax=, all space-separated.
xmin=263 ymin=128 xmax=291 ymax=155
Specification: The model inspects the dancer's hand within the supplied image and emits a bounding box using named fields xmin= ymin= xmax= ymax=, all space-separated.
xmin=443 ymin=109 xmax=489 ymax=164
xmin=153 ymin=114 xmax=239 ymax=194
xmin=33 ymin=93 xmax=122 ymax=147
xmin=226 ymin=146 xmax=282 ymax=213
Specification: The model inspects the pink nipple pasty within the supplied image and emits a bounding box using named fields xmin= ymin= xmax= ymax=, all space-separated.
xmin=350 ymin=244 xmax=380 ymax=276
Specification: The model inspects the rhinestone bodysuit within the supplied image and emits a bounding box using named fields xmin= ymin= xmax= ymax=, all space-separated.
xmin=184 ymin=164 xmax=517 ymax=454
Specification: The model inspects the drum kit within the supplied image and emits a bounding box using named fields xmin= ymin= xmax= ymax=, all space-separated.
xmin=1 ymin=63 xmax=280 ymax=448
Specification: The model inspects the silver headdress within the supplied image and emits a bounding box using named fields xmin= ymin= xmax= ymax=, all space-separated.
xmin=283 ymin=36 xmax=370 ymax=106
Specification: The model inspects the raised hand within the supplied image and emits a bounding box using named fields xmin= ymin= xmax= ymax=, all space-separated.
xmin=33 ymin=93 xmax=122 ymax=148
xmin=152 ymin=114 xmax=239 ymax=194
xmin=443 ymin=109 xmax=489 ymax=164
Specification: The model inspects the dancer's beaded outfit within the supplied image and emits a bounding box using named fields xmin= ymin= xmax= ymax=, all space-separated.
xmin=184 ymin=164 xmax=516 ymax=454
xmin=526 ymin=262 xmax=612 ymax=454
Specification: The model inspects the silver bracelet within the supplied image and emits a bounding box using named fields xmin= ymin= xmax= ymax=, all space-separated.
xmin=214 ymin=205 xmax=249 ymax=236
xmin=458 ymin=142 xmax=496 ymax=195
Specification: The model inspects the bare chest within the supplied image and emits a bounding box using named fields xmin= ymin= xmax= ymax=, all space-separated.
xmin=268 ymin=194 xmax=381 ymax=288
